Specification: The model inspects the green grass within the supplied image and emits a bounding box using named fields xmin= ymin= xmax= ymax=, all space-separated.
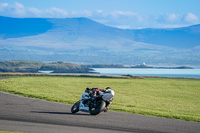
xmin=0 ymin=76 xmax=200 ymax=122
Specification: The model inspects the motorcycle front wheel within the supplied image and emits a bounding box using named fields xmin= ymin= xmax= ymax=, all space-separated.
xmin=90 ymin=100 xmax=106 ymax=115
xmin=71 ymin=101 xmax=80 ymax=114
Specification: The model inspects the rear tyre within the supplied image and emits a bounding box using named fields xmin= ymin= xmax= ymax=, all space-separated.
xmin=71 ymin=101 xmax=80 ymax=114
xmin=90 ymin=100 xmax=106 ymax=115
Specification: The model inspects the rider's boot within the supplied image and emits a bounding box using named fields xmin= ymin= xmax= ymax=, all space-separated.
xmin=104 ymin=107 xmax=108 ymax=112
xmin=104 ymin=101 xmax=111 ymax=112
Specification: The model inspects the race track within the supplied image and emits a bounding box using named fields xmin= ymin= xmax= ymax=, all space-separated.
xmin=0 ymin=91 xmax=199 ymax=133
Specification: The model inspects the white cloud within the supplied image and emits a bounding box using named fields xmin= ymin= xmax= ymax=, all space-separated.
xmin=184 ymin=13 xmax=199 ymax=23
xmin=167 ymin=13 xmax=178 ymax=21
xmin=70 ymin=10 xmax=92 ymax=17
xmin=0 ymin=2 xmax=199 ymax=29
xmin=96 ymin=10 xmax=103 ymax=13
xmin=15 ymin=2 xmax=24 ymax=9
xmin=94 ymin=10 xmax=142 ymax=20
xmin=91 ymin=10 xmax=144 ymax=28
xmin=14 ymin=2 xmax=25 ymax=17
xmin=27 ymin=7 xmax=42 ymax=17
xmin=44 ymin=7 xmax=67 ymax=18
xmin=0 ymin=3 xmax=8 ymax=8
xmin=0 ymin=2 xmax=68 ymax=18
xmin=0 ymin=3 xmax=8 ymax=12
xmin=110 ymin=11 xmax=135 ymax=18
xmin=115 ymin=25 xmax=131 ymax=29
xmin=156 ymin=13 xmax=180 ymax=23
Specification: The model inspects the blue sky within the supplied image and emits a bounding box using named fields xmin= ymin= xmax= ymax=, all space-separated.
xmin=0 ymin=0 xmax=199 ymax=29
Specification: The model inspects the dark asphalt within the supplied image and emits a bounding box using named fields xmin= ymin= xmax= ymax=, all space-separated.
xmin=0 ymin=91 xmax=199 ymax=133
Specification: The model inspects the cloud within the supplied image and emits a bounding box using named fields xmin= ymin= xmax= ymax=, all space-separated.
xmin=184 ymin=13 xmax=199 ymax=23
xmin=0 ymin=2 xmax=27 ymax=17
xmin=0 ymin=2 xmax=68 ymax=18
xmin=156 ymin=13 xmax=180 ymax=23
xmin=44 ymin=7 xmax=67 ymax=18
xmin=115 ymin=25 xmax=131 ymax=29
xmin=0 ymin=2 xmax=94 ymax=18
xmin=153 ymin=13 xmax=200 ymax=28
xmin=15 ymin=2 xmax=25 ymax=16
xmin=27 ymin=7 xmax=42 ymax=17
xmin=0 ymin=3 xmax=8 ymax=8
xmin=110 ymin=11 xmax=135 ymax=18
xmin=94 ymin=10 xmax=143 ymax=21
xmin=167 ymin=13 xmax=179 ymax=21
xmin=0 ymin=2 xmax=199 ymax=29
xmin=91 ymin=10 xmax=144 ymax=29
xmin=70 ymin=10 xmax=92 ymax=17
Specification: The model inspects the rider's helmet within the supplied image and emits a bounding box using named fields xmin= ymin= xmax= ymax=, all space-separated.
xmin=85 ymin=87 xmax=90 ymax=93
xmin=106 ymin=87 xmax=111 ymax=90
xmin=105 ymin=87 xmax=111 ymax=92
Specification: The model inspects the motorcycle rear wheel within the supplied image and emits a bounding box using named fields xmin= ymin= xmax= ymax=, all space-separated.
xmin=90 ymin=100 xmax=106 ymax=115
xmin=71 ymin=101 xmax=80 ymax=114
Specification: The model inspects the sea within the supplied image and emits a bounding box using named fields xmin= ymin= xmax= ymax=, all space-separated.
xmin=92 ymin=68 xmax=200 ymax=79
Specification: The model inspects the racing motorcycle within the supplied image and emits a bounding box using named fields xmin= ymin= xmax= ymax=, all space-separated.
xmin=71 ymin=89 xmax=114 ymax=115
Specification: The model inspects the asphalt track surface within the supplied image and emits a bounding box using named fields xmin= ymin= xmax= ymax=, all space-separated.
xmin=0 ymin=91 xmax=200 ymax=133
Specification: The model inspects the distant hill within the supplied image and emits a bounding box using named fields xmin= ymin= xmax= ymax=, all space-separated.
xmin=0 ymin=60 xmax=93 ymax=73
xmin=133 ymin=24 xmax=200 ymax=48
xmin=0 ymin=16 xmax=52 ymax=39
xmin=0 ymin=16 xmax=200 ymax=65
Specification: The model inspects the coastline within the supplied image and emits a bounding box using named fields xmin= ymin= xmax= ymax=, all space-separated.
xmin=92 ymin=68 xmax=200 ymax=79
xmin=0 ymin=72 xmax=200 ymax=80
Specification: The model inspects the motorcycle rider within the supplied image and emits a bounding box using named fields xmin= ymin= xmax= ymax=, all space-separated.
xmin=79 ymin=88 xmax=91 ymax=111
xmin=79 ymin=87 xmax=113 ymax=111
xmin=100 ymin=87 xmax=113 ymax=111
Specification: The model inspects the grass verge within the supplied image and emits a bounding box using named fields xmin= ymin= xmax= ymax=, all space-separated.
xmin=0 ymin=76 xmax=199 ymax=122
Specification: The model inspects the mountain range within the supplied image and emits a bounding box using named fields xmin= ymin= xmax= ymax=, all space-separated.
xmin=0 ymin=16 xmax=200 ymax=66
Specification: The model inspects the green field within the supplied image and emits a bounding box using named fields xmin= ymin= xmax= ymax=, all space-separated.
xmin=0 ymin=76 xmax=199 ymax=122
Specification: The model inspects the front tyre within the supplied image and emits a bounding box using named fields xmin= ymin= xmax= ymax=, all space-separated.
xmin=71 ymin=101 xmax=80 ymax=114
xmin=90 ymin=100 xmax=106 ymax=115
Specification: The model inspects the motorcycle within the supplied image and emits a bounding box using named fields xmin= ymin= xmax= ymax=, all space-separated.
xmin=71 ymin=90 xmax=114 ymax=115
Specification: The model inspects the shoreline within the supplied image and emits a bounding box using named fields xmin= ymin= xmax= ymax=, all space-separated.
xmin=0 ymin=72 xmax=200 ymax=80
